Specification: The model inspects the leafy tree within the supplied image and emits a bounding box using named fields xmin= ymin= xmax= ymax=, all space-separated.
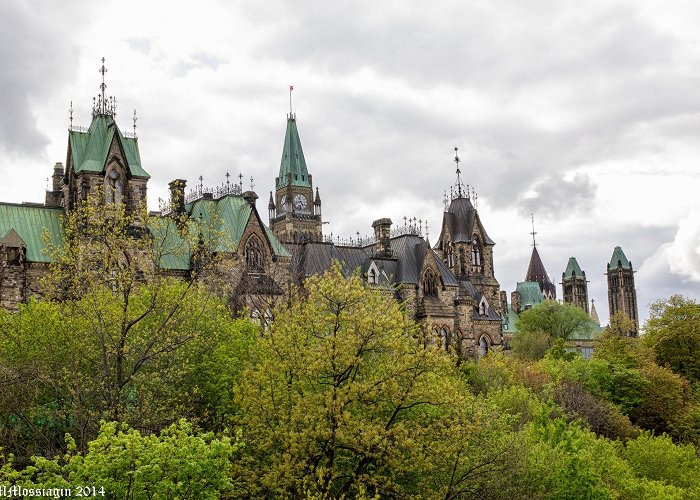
xmin=511 ymin=330 xmax=552 ymax=360
xmin=515 ymin=301 xmax=596 ymax=341
xmin=644 ymin=295 xmax=700 ymax=384
xmin=234 ymin=263 xmax=519 ymax=498
xmin=0 ymin=420 xmax=238 ymax=499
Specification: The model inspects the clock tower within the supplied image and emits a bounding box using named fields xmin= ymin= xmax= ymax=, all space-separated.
xmin=269 ymin=112 xmax=323 ymax=243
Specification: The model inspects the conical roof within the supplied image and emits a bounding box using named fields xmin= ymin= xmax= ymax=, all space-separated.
xmin=563 ymin=257 xmax=584 ymax=278
xmin=526 ymin=246 xmax=556 ymax=299
xmin=608 ymin=246 xmax=631 ymax=269
xmin=277 ymin=115 xmax=310 ymax=188
xmin=590 ymin=299 xmax=600 ymax=326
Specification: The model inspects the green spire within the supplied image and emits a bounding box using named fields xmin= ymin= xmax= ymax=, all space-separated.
xmin=609 ymin=246 xmax=631 ymax=269
xmin=563 ymin=257 xmax=584 ymax=278
xmin=277 ymin=115 xmax=311 ymax=188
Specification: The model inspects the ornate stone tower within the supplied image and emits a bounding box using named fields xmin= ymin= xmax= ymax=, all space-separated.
xmin=56 ymin=59 xmax=149 ymax=214
xmin=562 ymin=257 xmax=589 ymax=314
xmin=607 ymin=246 xmax=639 ymax=336
xmin=269 ymin=100 xmax=322 ymax=243
xmin=434 ymin=148 xmax=500 ymax=310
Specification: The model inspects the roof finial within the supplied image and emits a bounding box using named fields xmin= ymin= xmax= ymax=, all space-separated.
xmin=69 ymin=101 xmax=73 ymax=130
xmin=530 ymin=213 xmax=537 ymax=248
xmin=132 ymin=109 xmax=137 ymax=137
xmin=238 ymin=172 xmax=243 ymax=189
xmin=225 ymin=172 xmax=231 ymax=189
xmin=250 ymin=176 xmax=255 ymax=191
xmin=454 ymin=147 xmax=463 ymax=198
xmin=289 ymin=85 xmax=294 ymax=118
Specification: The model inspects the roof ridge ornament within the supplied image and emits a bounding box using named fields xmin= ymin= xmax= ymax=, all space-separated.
xmin=92 ymin=57 xmax=116 ymax=118
xmin=454 ymin=147 xmax=464 ymax=198
xmin=530 ymin=213 xmax=538 ymax=248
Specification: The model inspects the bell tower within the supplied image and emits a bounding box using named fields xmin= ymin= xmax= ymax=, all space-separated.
xmin=607 ymin=246 xmax=639 ymax=336
xmin=269 ymin=88 xmax=322 ymax=243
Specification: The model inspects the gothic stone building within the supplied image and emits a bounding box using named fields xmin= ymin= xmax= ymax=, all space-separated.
xmin=271 ymin=119 xmax=504 ymax=356
xmin=0 ymin=75 xmax=291 ymax=313
xmin=1 ymin=66 xmax=565 ymax=357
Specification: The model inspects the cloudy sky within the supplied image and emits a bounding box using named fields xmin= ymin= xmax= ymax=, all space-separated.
xmin=1 ymin=0 xmax=699 ymax=326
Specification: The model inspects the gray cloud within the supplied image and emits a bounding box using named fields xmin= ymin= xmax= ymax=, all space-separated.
xmin=518 ymin=173 xmax=597 ymax=217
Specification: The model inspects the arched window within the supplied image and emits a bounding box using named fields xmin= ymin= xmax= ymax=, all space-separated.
xmin=446 ymin=240 xmax=453 ymax=268
xmin=245 ymin=234 xmax=264 ymax=270
xmin=479 ymin=335 xmax=489 ymax=357
xmin=423 ymin=269 xmax=438 ymax=296
xmin=471 ymin=236 xmax=482 ymax=267
xmin=439 ymin=327 xmax=449 ymax=351
xmin=368 ymin=268 xmax=377 ymax=284
xmin=105 ymin=169 xmax=123 ymax=204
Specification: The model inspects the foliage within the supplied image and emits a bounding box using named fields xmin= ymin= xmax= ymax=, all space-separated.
xmin=644 ymin=295 xmax=700 ymax=384
xmin=233 ymin=264 xmax=520 ymax=498
xmin=515 ymin=301 xmax=596 ymax=341
xmin=511 ymin=329 xmax=552 ymax=360
xmin=0 ymin=420 xmax=238 ymax=499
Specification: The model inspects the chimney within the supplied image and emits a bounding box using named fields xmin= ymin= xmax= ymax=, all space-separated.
xmin=500 ymin=291 xmax=508 ymax=311
xmin=511 ymin=291 xmax=521 ymax=314
xmin=372 ymin=218 xmax=392 ymax=258
xmin=52 ymin=162 xmax=64 ymax=191
xmin=243 ymin=191 xmax=258 ymax=207
xmin=168 ymin=179 xmax=187 ymax=214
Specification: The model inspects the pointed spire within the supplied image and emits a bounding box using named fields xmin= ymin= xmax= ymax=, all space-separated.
xmin=314 ymin=187 xmax=321 ymax=204
xmin=268 ymin=191 xmax=275 ymax=209
xmin=526 ymin=246 xmax=556 ymax=300
xmin=278 ymin=106 xmax=310 ymax=188
xmin=590 ymin=299 xmax=600 ymax=326
xmin=530 ymin=214 xmax=537 ymax=248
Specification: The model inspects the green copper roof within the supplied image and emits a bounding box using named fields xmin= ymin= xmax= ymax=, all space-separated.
xmin=69 ymin=115 xmax=149 ymax=178
xmin=563 ymin=257 xmax=584 ymax=278
xmin=277 ymin=116 xmax=310 ymax=188
xmin=609 ymin=246 xmax=631 ymax=269
xmin=516 ymin=281 xmax=544 ymax=308
xmin=153 ymin=195 xmax=291 ymax=270
xmin=0 ymin=204 xmax=63 ymax=262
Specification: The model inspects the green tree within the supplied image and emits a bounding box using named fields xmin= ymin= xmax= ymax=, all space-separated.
xmin=644 ymin=295 xmax=700 ymax=384
xmin=0 ymin=420 xmax=238 ymax=499
xmin=511 ymin=330 xmax=552 ymax=360
xmin=234 ymin=264 xmax=518 ymax=498
xmin=515 ymin=301 xmax=596 ymax=341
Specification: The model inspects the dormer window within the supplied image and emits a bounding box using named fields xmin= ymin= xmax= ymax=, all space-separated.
xmin=368 ymin=268 xmax=377 ymax=284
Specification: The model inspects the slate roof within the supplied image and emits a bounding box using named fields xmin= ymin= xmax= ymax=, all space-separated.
xmin=0 ymin=203 xmax=63 ymax=262
xmin=563 ymin=256 xmax=584 ymax=278
xmin=69 ymin=115 xmax=149 ymax=178
xmin=277 ymin=116 xmax=310 ymax=188
xmin=608 ymin=246 xmax=631 ymax=270
xmin=459 ymin=280 xmax=501 ymax=320
xmin=439 ymin=196 xmax=495 ymax=245
xmin=525 ymin=246 xmax=556 ymax=298
xmin=290 ymin=234 xmax=459 ymax=288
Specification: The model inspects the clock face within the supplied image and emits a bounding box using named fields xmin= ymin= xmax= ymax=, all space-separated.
xmin=294 ymin=194 xmax=308 ymax=210
xmin=279 ymin=195 xmax=287 ymax=209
